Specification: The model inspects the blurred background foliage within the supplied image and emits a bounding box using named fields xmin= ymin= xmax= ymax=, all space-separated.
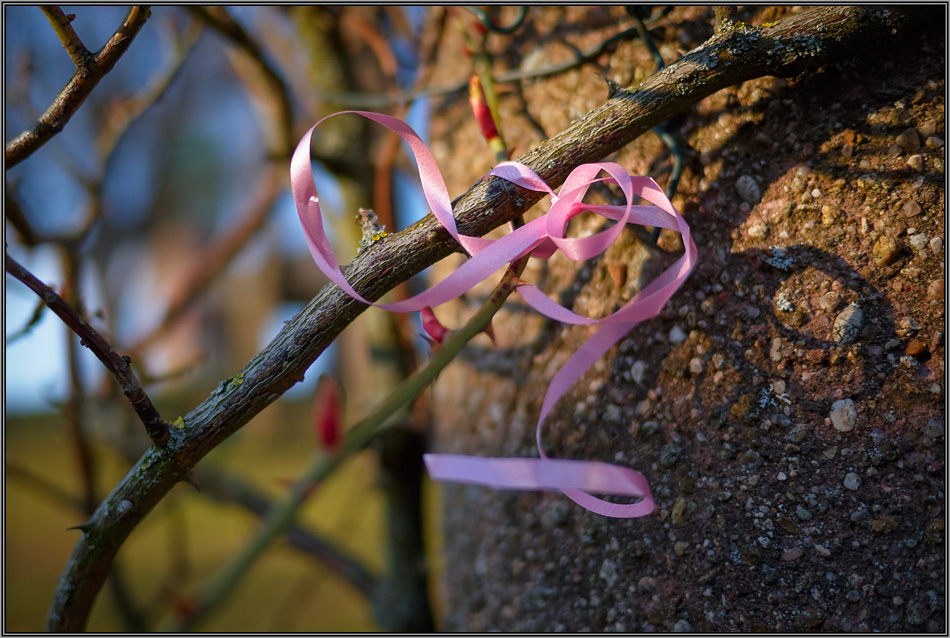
xmin=5 ymin=5 xmax=464 ymax=631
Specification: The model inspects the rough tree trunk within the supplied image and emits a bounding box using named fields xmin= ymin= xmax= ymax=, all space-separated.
xmin=426 ymin=6 xmax=944 ymax=632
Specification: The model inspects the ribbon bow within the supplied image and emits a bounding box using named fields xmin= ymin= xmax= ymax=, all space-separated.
xmin=292 ymin=111 xmax=697 ymax=518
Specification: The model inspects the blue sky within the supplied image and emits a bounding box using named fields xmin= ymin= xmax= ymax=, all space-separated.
xmin=5 ymin=7 xmax=434 ymax=414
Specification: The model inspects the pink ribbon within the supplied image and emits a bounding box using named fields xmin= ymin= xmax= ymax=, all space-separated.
xmin=292 ymin=111 xmax=697 ymax=518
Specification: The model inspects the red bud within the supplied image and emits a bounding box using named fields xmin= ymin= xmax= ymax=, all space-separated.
xmin=421 ymin=306 xmax=449 ymax=346
xmin=313 ymin=374 xmax=343 ymax=453
xmin=468 ymin=75 xmax=499 ymax=143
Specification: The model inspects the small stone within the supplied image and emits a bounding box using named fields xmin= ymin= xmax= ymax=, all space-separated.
xmin=870 ymin=516 xmax=897 ymax=534
xmin=735 ymin=175 xmax=761 ymax=204
xmin=674 ymin=540 xmax=689 ymax=556
xmin=630 ymin=360 xmax=646 ymax=384
xmin=923 ymin=418 xmax=944 ymax=439
xmin=919 ymin=118 xmax=937 ymax=136
xmin=786 ymin=423 xmax=810 ymax=444
xmin=818 ymin=291 xmax=842 ymax=312
xmin=815 ymin=544 xmax=831 ymax=557
xmin=925 ymin=136 xmax=944 ymax=149
xmin=909 ymin=233 xmax=929 ymax=253
xmin=641 ymin=420 xmax=660 ymax=436
xmin=599 ymin=558 xmax=619 ymax=586
xmin=901 ymin=201 xmax=922 ymax=217
xmin=796 ymin=505 xmax=813 ymax=521
xmin=660 ymin=442 xmax=682 ymax=468
xmin=896 ymin=128 xmax=921 ymax=152
xmin=638 ymin=576 xmax=657 ymax=592
xmin=872 ymin=234 xmax=902 ymax=266
xmin=830 ymin=399 xmax=857 ymax=432
xmin=843 ymin=472 xmax=862 ymax=490
xmin=820 ymin=205 xmax=839 ymax=225
xmin=669 ymin=325 xmax=687 ymax=344
xmin=689 ymin=357 xmax=704 ymax=375
xmin=925 ymin=518 xmax=944 ymax=544
xmin=782 ymin=546 xmax=803 ymax=562
xmin=739 ymin=449 xmax=761 ymax=467
xmin=748 ymin=221 xmax=769 ymax=239
xmin=671 ymin=497 xmax=688 ymax=527
xmin=929 ymin=237 xmax=943 ymax=253
xmin=906 ymin=340 xmax=926 ymax=356
xmin=907 ymin=154 xmax=924 ymax=171
xmin=833 ymin=304 xmax=864 ymax=345
xmin=673 ymin=619 xmax=692 ymax=633
xmin=541 ymin=501 xmax=570 ymax=529
xmin=777 ymin=516 xmax=799 ymax=534
xmin=846 ymin=590 xmax=861 ymax=603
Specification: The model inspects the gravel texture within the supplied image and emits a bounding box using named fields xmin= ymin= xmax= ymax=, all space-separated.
xmin=424 ymin=6 xmax=944 ymax=633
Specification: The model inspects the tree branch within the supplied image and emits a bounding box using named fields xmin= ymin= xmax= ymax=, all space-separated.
xmin=44 ymin=6 xmax=926 ymax=631
xmin=40 ymin=6 xmax=93 ymax=69
xmin=194 ymin=466 xmax=378 ymax=599
xmin=186 ymin=6 xmax=295 ymax=158
xmin=5 ymin=253 xmax=169 ymax=446
xmin=5 ymin=6 xmax=152 ymax=169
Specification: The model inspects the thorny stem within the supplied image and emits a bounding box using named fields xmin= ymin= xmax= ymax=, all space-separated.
xmin=45 ymin=6 xmax=926 ymax=631
xmin=5 ymin=253 xmax=169 ymax=445
xmin=169 ymin=249 xmax=529 ymax=632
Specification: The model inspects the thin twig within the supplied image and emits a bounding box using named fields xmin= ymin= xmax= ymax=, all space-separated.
xmin=97 ymin=17 xmax=202 ymax=160
xmin=5 ymin=253 xmax=169 ymax=446
xmin=129 ymin=167 xmax=282 ymax=355
xmin=44 ymin=7 xmax=926 ymax=630
xmin=60 ymin=248 xmax=100 ymax=515
xmin=5 ymin=6 xmax=152 ymax=168
xmin=40 ymin=6 xmax=93 ymax=68
xmin=194 ymin=466 xmax=378 ymax=599
xmin=315 ymin=23 xmax=643 ymax=108
xmin=7 ymin=463 xmax=86 ymax=511
xmin=186 ymin=6 xmax=294 ymax=157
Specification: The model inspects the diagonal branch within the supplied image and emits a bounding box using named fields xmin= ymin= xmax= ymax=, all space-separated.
xmin=5 ymin=6 xmax=152 ymax=169
xmin=43 ymin=6 xmax=926 ymax=631
xmin=5 ymin=253 xmax=169 ymax=446
xmin=41 ymin=6 xmax=93 ymax=68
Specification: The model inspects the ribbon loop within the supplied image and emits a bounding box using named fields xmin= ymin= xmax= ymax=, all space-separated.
xmin=292 ymin=111 xmax=697 ymax=518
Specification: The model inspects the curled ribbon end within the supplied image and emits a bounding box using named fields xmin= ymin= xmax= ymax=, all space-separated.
xmin=423 ymin=454 xmax=655 ymax=519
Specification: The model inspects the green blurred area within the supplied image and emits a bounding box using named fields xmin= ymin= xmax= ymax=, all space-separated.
xmin=6 ymin=399 xmax=444 ymax=631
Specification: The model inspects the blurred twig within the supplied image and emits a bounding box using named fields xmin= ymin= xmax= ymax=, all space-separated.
xmin=7 ymin=463 xmax=86 ymax=511
xmin=464 ymin=6 xmax=528 ymax=35
xmin=96 ymin=16 xmax=202 ymax=160
xmin=195 ymin=465 xmax=378 ymax=599
xmin=59 ymin=248 xmax=99 ymax=515
xmin=186 ymin=6 xmax=294 ymax=157
xmin=6 ymin=294 xmax=47 ymax=343
xmin=5 ymin=253 xmax=170 ymax=446
xmin=316 ymin=22 xmax=645 ymax=108
xmin=5 ymin=6 xmax=152 ymax=168
xmin=128 ymin=167 xmax=282 ymax=356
